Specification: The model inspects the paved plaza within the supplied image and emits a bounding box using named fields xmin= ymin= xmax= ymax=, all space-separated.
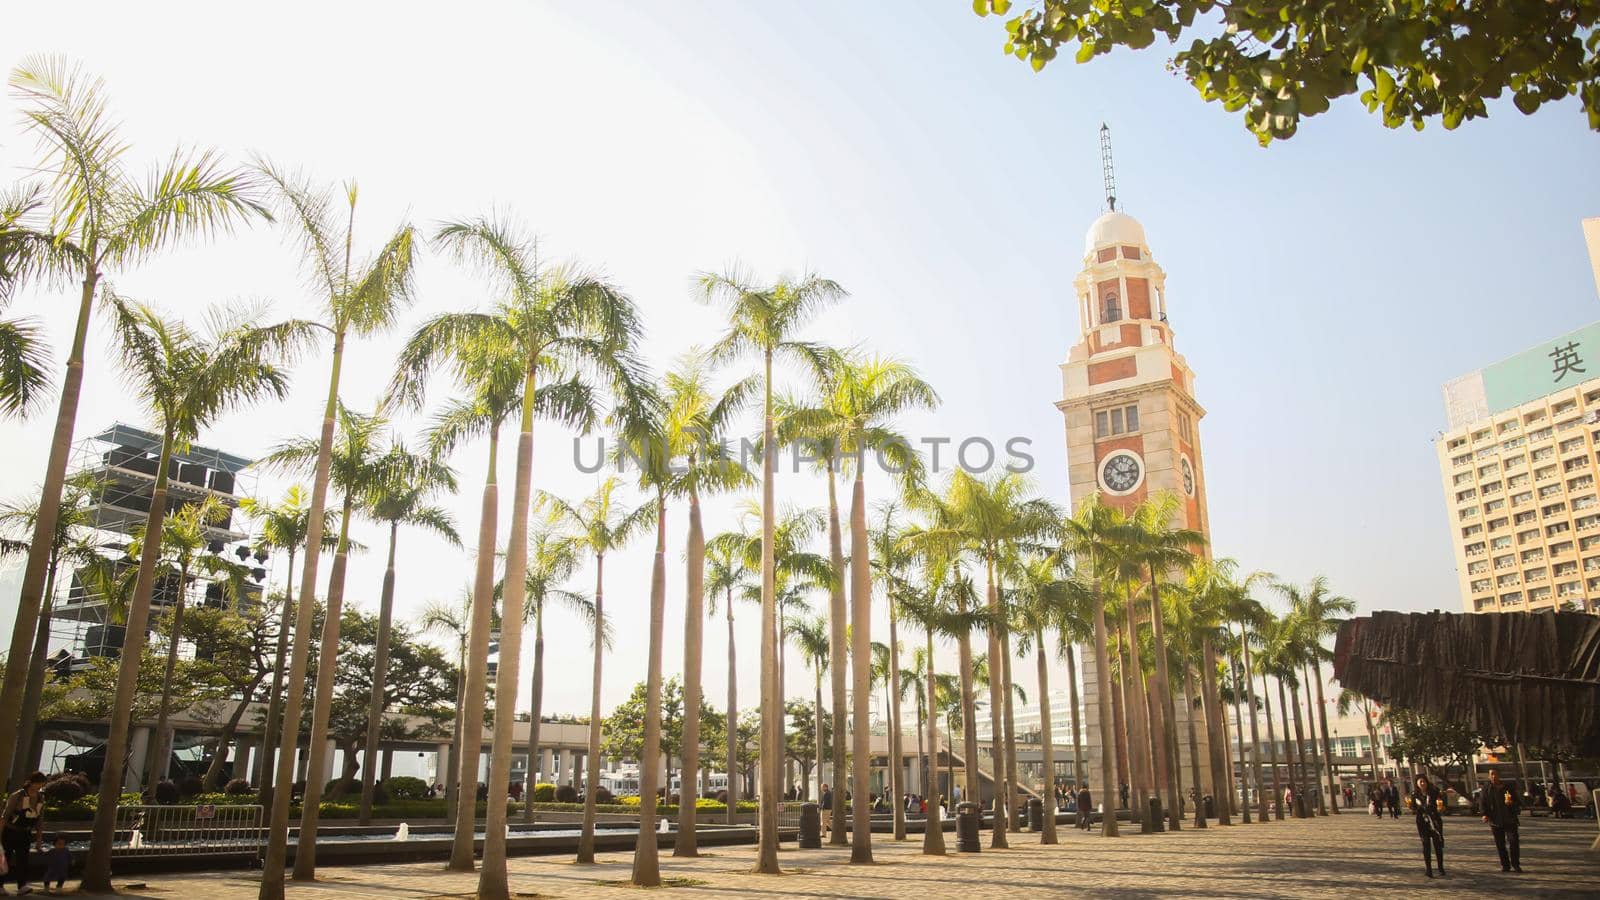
xmin=84 ymin=813 xmax=1600 ymax=898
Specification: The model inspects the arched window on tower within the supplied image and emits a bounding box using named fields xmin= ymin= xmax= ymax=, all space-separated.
xmin=1102 ymin=293 xmax=1122 ymax=323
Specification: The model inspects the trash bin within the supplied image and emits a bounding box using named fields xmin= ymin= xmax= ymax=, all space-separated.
xmin=1149 ymin=796 xmax=1165 ymax=832
xmin=956 ymin=801 xmax=981 ymax=852
xmin=798 ymin=802 xmax=821 ymax=849
xmin=1203 ymin=794 xmax=1215 ymax=819
xmin=1028 ymin=797 xmax=1044 ymax=831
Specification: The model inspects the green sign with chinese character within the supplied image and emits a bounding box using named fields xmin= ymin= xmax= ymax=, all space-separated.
xmin=1482 ymin=322 xmax=1600 ymax=414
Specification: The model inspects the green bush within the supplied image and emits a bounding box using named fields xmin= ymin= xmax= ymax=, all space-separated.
xmin=555 ymin=784 xmax=578 ymax=803
xmin=42 ymin=774 xmax=86 ymax=804
xmin=386 ymin=776 xmax=428 ymax=800
xmin=531 ymin=783 xmax=555 ymax=802
xmin=224 ymin=779 xmax=253 ymax=796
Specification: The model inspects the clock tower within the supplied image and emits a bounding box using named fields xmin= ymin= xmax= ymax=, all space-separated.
xmin=1057 ymin=130 xmax=1217 ymax=799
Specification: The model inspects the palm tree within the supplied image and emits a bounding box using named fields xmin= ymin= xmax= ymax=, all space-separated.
xmin=868 ymin=500 xmax=926 ymax=842
xmin=787 ymin=616 xmax=829 ymax=809
xmin=540 ymin=478 xmax=653 ymax=865
xmin=82 ymin=297 xmax=305 ymax=890
xmin=1122 ymin=494 xmax=1204 ymax=830
xmin=238 ymin=486 xmax=338 ymax=809
xmin=416 ymin=587 xmax=478 ymax=819
xmin=1336 ymin=688 xmax=1382 ymax=789
xmin=0 ymin=184 xmax=53 ymax=417
xmin=698 ymin=267 xmax=843 ymax=874
xmin=1061 ymin=495 xmax=1126 ymax=837
xmin=0 ymin=475 xmax=100 ymax=786
xmin=260 ymin=404 xmax=390 ymax=875
xmin=518 ymin=528 xmax=595 ymax=825
xmin=1254 ymin=619 xmax=1286 ymax=820
xmin=0 ymin=58 xmax=269 ymax=796
xmin=1101 ymin=542 xmax=1156 ymax=831
xmin=1220 ymin=569 xmax=1274 ymax=823
xmin=705 ymin=530 xmax=755 ymax=824
xmin=404 ymin=216 xmax=640 ymax=897
xmin=659 ymin=355 xmax=755 ymax=855
xmin=1256 ymin=611 xmax=1306 ymax=817
xmin=1184 ymin=558 xmax=1241 ymax=825
xmin=254 ymin=161 xmax=415 ymax=900
xmin=144 ymin=495 xmax=251 ymax=784
xmin=1279 ymin=576 xmax=1355 ymax=817
xmin=357 ymin=440 xmax=460 ymax=823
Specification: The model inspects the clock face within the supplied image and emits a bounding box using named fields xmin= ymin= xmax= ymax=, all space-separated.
xmin=1100 ymin=452 xmax=1142 ymax=494
xmin=1181 ymin=457 xmax=1195 ymax=496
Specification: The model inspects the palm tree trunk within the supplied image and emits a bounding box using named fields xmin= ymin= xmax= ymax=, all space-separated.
xmin=256 ymin=547 xmax=295 ymax=807
xmin=922 ymin=629 xmax=945 ymax=855
xmin=0 ymin=268 xmax=97 ymax=787
xmin=1035 ymin=629 xmax=1058 ymax=844
xmin=1300 ymin=663 xmax=1325 ymax=816
xmin=888 ymin=604 xmax=906 ymax=841
xmin=1288 ymin=682 xmax=1309 ymax=818
xmin=999 ymin=632 xmax=1019 ymax=834
xmin=981 ymin=556 xmax=1008 ymax=848
xmin=848 ymin=465 xmax=873 ymax=864
xmin=446 ymin=634 xmax=465 ymax=821
xmin=675 ymin=485 xmax=706 ymax=856
xmin=631 ymin=500 xmax=668 ymax=887
xmin=480 ymin=402 xmax=535 ymax=900
xmin=1110 ymin=632 xmax=1129 ymax=806
xmin=1312 ymin=659 xmax=1339 ymax=815
xmin=1228 ymin=649 xmax=1250 ymax=823
xmin=359 ymin=522 xmax=401 ymax=825
xmin=755 ymin=349 xmax=781 ymax=875
xmin=1121 ymin=601 xmax=1153 ymax=830
xmin=1089 ymin=576 xmax=1119 ymax=837
xmin=1066 ymin=643 xmax=1084 ymax=788
xmin=204 ymin=671 xmax=267 ymax=790
xmin=524 ymin=605 xmax=544 ymax=825
xmin=149 ymin=563 xmax=191 ymax=784
xmin=577 ymin=554 xmax=606 ymax=864
xmin=824 ymin=463 xmax=848 ymax=845
xmin=1365 ymin=705 xmax=1381 ymax=784
xmin=725 ymin=587 xmax=738 ymax=826
xmin=1264 ymin=673 xmax=1283 ymax=820
xmin=10 ymin=550 xmax=60 ymax=787
xmin=1240 ymin=636 xmax=1267 ymax=823
xmin=1182 ymin=666 xmax=1205 ymax=828
xmin=295 ymin=491 xmax=356 ymax=879
xmin=1146 ymin=574 xmax=1179 ymax=831
xmin=84 ymin=430 xmax=173 ymax=891
xmin=451 ymin=428 xmax=500 ymax=871
xmin=813 ymin=673 xmax=824 ymax=809
xmin=1199 ymin=636 xmax=1232 ymax=825
xmin=956 ymin=627 xmax=981 ymax=811
xmin=258 ymin=337 xmax=343 ymax=900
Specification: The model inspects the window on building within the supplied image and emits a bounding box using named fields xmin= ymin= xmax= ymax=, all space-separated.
xmin=1102 ymin=294 xmax=1122 ymax=323
xmin=1094 ymin=404 xmax=1139 ymax=438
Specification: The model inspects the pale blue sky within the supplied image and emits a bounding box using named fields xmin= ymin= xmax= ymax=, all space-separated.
xmin=2 ymin=1 xmax=1597 ymax=719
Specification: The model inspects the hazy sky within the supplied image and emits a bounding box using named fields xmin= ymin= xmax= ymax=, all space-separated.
xmin=3 ymin=2 xmax=1598 ymax=725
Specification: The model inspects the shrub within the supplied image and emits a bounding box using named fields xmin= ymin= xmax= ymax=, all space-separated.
xmin=386 ymin=776 xmax=428 ymax=800
xmin=594 ymin=786 xmax=614 ymax=804
xmin=153 ymin=780 xmax=180 ymax=805
xmin=714 ymin=789 xmax=728 ymax=803
xmin=531 ymin=783 xmax=555 ymax=802
xmin=555 ymin=784 xmax=578 ymax=804
xmin=176 ymin=775 xmax=204 ymax=799
xmin=224 ymin=778 xmax=253 ymax=796
xmin=42 ymin=775 xmax=85 ymax=804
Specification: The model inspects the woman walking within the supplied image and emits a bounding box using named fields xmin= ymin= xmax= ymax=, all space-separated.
xmin=1407 ymin=774 xmax=1446 ymax=878
xmin=3 ymin=772 xmax=47 ymax=894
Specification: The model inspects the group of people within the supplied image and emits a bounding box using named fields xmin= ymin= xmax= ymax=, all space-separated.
xmin=3 ymin=773 xmax=72 ymax=895
xmin=1405 ymin=769 xmax=1525 ymax=879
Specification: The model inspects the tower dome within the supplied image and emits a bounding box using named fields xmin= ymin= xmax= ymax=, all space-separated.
xmin=1084 ymin=210 xmax=1146 ymax=256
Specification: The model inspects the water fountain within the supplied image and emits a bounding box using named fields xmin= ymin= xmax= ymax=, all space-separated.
xmin=393 ymin=823 xmax=409 ymax=841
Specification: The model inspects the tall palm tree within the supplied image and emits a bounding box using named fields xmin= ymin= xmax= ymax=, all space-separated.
xmin=705 ymin=529 xmax=755 ymax=824
xmin=0 ymin=475 xmax=100 ymax=785
xmin=416 ymin=587 xmax=480 ymax=819
xmin=1183 ymin=558 xmax=1240 ymax=825
xmin=869 ymin=504 xmax=914 ymax=841
xmin=260 ymin=404 xmax=390 ymax=876
xmin=1336 ymin=688 xmax=1382 ymax=788
xmin=1221 ymin=569 xmax=1274 ymax=823
xmin=659 ymin=355 xmax=755 ymax=855
xmin=1102 ymin=545 xmax=1156 ymax=831
xmin=1254 ymin=619 xmax=1286 ymax=820
xmin=1256 ymin=612 xmax=1306 ymax=817
xmin=238 ymin=486 xmax=338 ymax=807
xmin=82 ymin=297 xmax=305 ymax=890
xmin=254 ymin=162 xmax=415 ymax=900
xmin=0 ymin=58 xmax=269 ymax=796
xmin=540 ymin=478 xmax=653 ymax=865
xmin=403 ymin=216 xmax=640 ymax=897
xmin=388 ymin=313 xmax=541 ymax=872
xmin=357 ymin=440 xmax=460 ymax=823
xmin=518 ymin=528 xmax=594 ymax=824
xmin=787 ymin=616 xmax=829 ymax=809
xmin=144 ymin=495 xmax=251 ymax=784
xmin=1121 ymin=494 xmax=1204 ymax=830
xmin=698 ymin=267 xmax=843 ymax=874
xmin=1060 ymin=495 xmax=1126 ymax=837
xmin=1279 ymin=576 xmax=1355 ymax=817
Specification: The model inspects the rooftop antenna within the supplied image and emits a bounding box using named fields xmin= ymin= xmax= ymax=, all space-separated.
xmin=1099 ymin=122 xmax=1117 ymax=212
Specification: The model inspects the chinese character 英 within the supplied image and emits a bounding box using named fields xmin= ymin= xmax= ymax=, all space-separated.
xmin=1551 ymin=341 xmax=1587 ymax=382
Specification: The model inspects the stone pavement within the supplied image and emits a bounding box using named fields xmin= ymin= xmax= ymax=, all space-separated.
xmin=91 ymin=812 xmax=1600 ymax=898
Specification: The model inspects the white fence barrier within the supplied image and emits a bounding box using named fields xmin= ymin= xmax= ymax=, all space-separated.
xmin=112 ymin=804 xmax=264 ymax=862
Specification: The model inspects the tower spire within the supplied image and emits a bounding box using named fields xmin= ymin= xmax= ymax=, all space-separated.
xmin=1099 ymin=122 xmax=1117 ymax=212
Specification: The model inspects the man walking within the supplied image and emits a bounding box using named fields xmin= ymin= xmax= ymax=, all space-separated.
xmin=1386 ymin=779 xmax=1401 ymax=819
xmin=1478 ymin=769 xmax=1523 ymax=873
xmin=1076 ymin=783 xmax=1093 ymax=831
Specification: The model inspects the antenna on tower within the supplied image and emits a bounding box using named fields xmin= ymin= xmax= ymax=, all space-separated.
xmin=1099 ymin=122 xmax=1117 ymax=212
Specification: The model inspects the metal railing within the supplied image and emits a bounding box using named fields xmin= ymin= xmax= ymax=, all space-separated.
xmin=112 ymin=804 xmax=263 ymax=862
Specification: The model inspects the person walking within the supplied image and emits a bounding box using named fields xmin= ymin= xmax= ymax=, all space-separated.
xmin=1076 ymin=783 xmax=1093 ymax=830
xmin=3 ymin=772 xmax=47 ymax=895
xmin=1386 ymin=779 xmax=1401 ymax=819
xmin=1407 ymin=774 xmax=1446 ymax=878
xmin=1478 ymin=769 xmax=1523 ymax=873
